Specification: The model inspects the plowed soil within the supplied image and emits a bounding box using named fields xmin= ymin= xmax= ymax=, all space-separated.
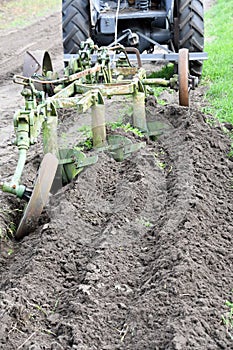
xmin=0 ymin=4 xmax=233 ymax=350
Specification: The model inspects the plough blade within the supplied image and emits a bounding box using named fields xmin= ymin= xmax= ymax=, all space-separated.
xmin=15 ymin=153 xmax=58 ymax=239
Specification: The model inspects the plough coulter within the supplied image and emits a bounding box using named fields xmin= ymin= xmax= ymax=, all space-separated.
xmin=0 ymin=40 xmax=207 ymax=238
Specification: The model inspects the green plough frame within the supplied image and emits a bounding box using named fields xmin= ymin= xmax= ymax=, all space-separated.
xmin=0 ymin=40 xmax=190 ymax=238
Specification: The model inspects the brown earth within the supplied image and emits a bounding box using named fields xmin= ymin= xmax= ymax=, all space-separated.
xmin=0 ymin=3 xmax=233 ymax=350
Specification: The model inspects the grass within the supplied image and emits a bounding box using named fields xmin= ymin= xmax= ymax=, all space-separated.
xmin=202 ymin=0 xmax=233 ymax=124
xmin=222 ymin=299 xmax=233 ymax=339
xmin=0 ymin=0 xmax=61 ymax=29
xmin=148 ymin=63 xmax=175 ymax=80
xmin=204 ymin=3 xmax=233 ymax=336
xmin=137 ymin=218 xmax=153 ymax=228
xmin=147 ymin=63 xmax=175 ymax=105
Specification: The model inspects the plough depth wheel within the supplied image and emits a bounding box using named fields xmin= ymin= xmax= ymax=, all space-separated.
xmin=15 ymin=153 xmax=58 ymax=240
xmin=178 ymin=48 xmax=189 ymax=107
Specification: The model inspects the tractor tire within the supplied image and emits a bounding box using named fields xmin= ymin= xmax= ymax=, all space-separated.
xmin=174 ymin=0 xmax=204 ymax=77
xmin=62 ymin=0 xmax=90 ymax=54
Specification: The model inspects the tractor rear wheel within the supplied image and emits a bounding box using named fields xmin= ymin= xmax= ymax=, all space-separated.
xmin=62 ymin=0 xmax=90 ymax=54
xmin=174 ymin=0 xmax=204 ymax=77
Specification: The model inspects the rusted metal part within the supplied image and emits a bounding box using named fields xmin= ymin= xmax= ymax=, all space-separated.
xmin=125 ymin=47 xmax=142 ymax=68
xmin=178 ymin=48 xmax=189 ymax=107
xmin=66 ymin=64 xmax=102 ymax=83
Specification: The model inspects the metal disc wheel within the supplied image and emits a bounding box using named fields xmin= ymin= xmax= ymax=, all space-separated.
xmin=178 ymin=48 xmax=189 ymax=107
xmin=15 ymin=153 xmax=58 ymax=239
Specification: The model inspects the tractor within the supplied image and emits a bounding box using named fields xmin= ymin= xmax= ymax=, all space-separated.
xmin=62 ymin=0 xmax=204 ymax=77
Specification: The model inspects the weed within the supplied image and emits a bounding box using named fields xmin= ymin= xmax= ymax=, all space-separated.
xmin=52 ymin=299 xmax=59 ymax=313
xmin=222 ymin=299 xmax=233 ymax=339
xmin=75 ymin=138 xmax=93 ymax=151
xmin=154 ymin=150 xmax=166 ymax=170
xmin=109 ymin=122 xmax=144 ymax=137
xmin=138 ymin=218 xmax=153 ymax=228
xmin=0 ymin=208 xmax=21 ymax=238
xmin=203 ymin=115 xmax=218 ymax=127
xmin=42 ymin=329 xmax=56 ymax=336
xmin=78 ymin=125 xmax=92 ymax=136
xmin=8 ymin=221 xmax=16 ymax=237
xmin=122 ymin=123 xmax=144 ymax=137
xmin=76 ymin=126 xmax=93 ymax=150
xmin=35 ymin=304 xmax=48 ymax=316
xmin=151 ymin=87 xmax=168 ymax=105
xmin=7 ymin=249 xmax=14 ymax=256
xmin=156 ymin=161 xmax=166 ymax=169
xmin=146 ymin=63 xmax=175 ymax=105
xmin=228 ymin=143 xmax=233 ymax=159
xmin=109 ymin=121 xmax=124 ymax=130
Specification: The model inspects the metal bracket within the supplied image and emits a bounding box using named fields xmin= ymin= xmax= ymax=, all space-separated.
xmin=58 ymin=149 xmax=98 ymax=184
xmin=59 ymin=155 xmax=98 ymax=168
xmin=64 ymin=51 xmax=208 ymax=65
xmin=106 ymin=135 xmax=146 ymax=161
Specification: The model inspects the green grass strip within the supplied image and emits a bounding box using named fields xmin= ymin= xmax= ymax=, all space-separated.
xmin=203 ymin=0 xmax=233 ymax=124
xmin=0 ymin=0 xmax=61 ymax=29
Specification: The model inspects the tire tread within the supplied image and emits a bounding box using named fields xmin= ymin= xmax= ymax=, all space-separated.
xmin=62 ymin=0 xmax=90 ymax=54
xmin=178 ymin=0 xmax=204 ymax=76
